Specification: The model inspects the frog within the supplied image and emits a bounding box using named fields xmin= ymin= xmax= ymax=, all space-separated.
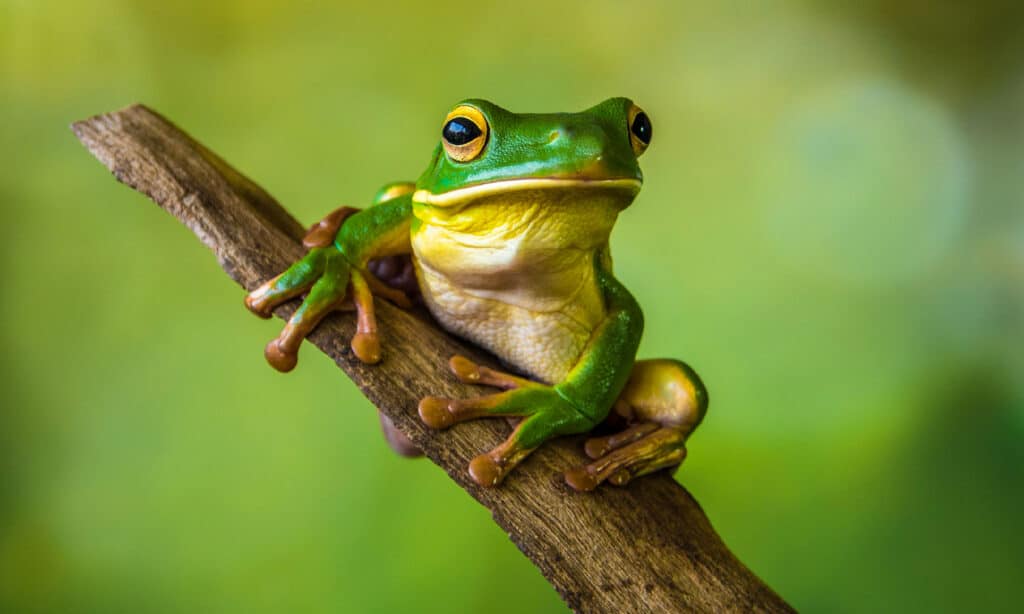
xmin=244 ymin=97 xmax=708 ymax=490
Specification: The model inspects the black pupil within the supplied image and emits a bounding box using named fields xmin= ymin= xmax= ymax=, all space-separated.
xmin=631 ymin=112 xmax=652 ymax=145
xmin=443 ymin=117 xmax=482 ymax=145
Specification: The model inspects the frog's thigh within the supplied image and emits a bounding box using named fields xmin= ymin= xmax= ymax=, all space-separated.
xmin=565 ymin=359 xmax=708 ymax=491
xmin=616 ymin=358 xmax=708 ymax=431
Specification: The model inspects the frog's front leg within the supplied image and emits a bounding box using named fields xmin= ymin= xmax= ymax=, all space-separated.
xmin=245 ymin=194 xmax=413 ymax=370
xmin=564 ymin=359 xmax=708 ymax=491
xmin=418 ymin=263 xmax=645 ymax=487
xmin=418 ymin=383 xmax=597 ymax=487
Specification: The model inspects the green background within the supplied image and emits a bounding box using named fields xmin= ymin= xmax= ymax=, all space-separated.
xmin=2 ymin=1 xmax=1022 ymax=612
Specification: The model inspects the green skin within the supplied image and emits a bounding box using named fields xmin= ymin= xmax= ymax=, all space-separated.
xmin=341 ymin=99 xmax=641 ymax=446
xmin=247 ymin=98 xmax=705 ymax=489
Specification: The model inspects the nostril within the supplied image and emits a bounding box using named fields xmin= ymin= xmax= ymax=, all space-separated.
xmin=548 ymin=126 xmax=576 ymax=144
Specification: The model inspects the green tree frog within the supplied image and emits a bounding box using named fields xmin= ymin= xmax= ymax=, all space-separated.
xmin=244 ymin=98 xmax=708 ymax=490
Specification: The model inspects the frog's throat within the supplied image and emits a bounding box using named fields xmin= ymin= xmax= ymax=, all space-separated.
xmin=412 ymin=178 xmax=642 ymax=208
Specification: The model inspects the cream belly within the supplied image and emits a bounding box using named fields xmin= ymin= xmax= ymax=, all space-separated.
xmin=409 ymin=191 xmax=622 ymax=383
xmin=413 ymin=254 xmax=604 ymax=384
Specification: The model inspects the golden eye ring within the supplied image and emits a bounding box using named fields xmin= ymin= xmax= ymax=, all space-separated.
xmin=627 ymin=104 xmax=652 ymax=156
xmin=441 ymin=105 xmax=489 ymax=162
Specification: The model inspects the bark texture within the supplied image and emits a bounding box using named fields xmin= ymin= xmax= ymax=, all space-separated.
xmin=72 ymin=104 xmax=794 ymax=614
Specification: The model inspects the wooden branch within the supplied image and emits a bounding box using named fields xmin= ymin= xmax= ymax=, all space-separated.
xmin=72 ymin=104 xmax=793 ymax=614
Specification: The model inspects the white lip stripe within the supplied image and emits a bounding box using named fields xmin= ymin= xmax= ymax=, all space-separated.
xmin=412 ymin=178 xmax=642 ymax=207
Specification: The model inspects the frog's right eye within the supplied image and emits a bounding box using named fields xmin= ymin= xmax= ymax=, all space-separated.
xmin=442 ymin=105 xmax=489 ymax=162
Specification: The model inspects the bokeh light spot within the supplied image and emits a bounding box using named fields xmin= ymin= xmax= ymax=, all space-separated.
xmin=761 ymin=78 xmax=970 ymax=285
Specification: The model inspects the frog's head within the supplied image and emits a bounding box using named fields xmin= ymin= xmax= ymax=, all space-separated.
xmin=413 ymin=97 xmax=650 ymax=209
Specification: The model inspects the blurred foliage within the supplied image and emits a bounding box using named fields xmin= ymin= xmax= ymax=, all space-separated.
xmin=1 ymin=1 xmax=1022 ymax=612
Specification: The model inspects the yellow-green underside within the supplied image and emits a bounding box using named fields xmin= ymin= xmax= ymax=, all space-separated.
xmin=409 ymin=184 xmax=634 ymax=382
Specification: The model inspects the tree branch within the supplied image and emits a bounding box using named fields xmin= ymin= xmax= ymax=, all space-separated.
xmin=72 ymin=104 xmax=793 ymax=613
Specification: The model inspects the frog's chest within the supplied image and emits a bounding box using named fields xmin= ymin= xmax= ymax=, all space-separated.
xmin=409 ymin=202 xmax=617 ymax=383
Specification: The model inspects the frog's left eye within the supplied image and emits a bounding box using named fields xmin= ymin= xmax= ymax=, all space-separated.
xmin=442 ymin=105 xmax=489 ymax=162
xmin=627 ymin=104 xmax=652 ymax=156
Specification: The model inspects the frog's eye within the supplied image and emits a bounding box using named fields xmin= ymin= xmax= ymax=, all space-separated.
xmin=442 ymin=105 xmax=489 ymax=162
xmin=627 ymin=104 xmax=652 ymax=156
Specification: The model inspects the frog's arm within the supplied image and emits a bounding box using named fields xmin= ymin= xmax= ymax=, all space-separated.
xmin=419 ymin=252 xmax=644 ymax=487
xmin=245 ymin=193 xmax=413 ymax=370
xmin=555 ymin=257 xmax=643 ymax=422
xmin=333 ymin=194 xmax=412 ymax=263
xmin=302 ymin=182 xmax=415 ymax=249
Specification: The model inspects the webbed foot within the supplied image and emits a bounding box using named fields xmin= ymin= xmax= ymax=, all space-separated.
xmin=564 ymin=358 xmax=709 ymax=491
xmin=564 ymin=424 xmax=687 ymax=491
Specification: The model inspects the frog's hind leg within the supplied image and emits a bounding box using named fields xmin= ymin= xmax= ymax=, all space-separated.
xmin=564 ymin=358 xmax=708 ymax=491
xmin=565 ymin=426 xmax=688 ymax=491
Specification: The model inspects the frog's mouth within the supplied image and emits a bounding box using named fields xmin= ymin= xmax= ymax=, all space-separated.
xmin=412 ymin=177 xmax=642 ymax=208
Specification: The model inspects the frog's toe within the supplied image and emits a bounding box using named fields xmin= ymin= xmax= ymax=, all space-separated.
xmin=351 ymin=331 xmax=381 ymax=364
xmin=563 ymin=466 xmax=600 ymax=492
xmin=417 ymin=390 xmax=518 ymax=430
xmin=348 ymin=269 xmax=397 ymax=364
xmin=565 ymin=425 xmax=688 ymax=492
xmin=583 ymin=421 xmax=661 ymax=459
xmin=417 ymin=396 xmax=457 ymax=429
xmin=264 ymin=337 xmax=299 ymax=372
xmin=244 ymin=292 xmax=274 ymax=319
xmin=448 ymin=355 xmax=483 ymax=383
xmin=468 ymin=428 xmax=536 ymax=488
xmin=245 ymin=248 xmax=327 ymax=319
xmin=469 ymin=453 xmax=505 ymax=488
xmin=446 ymin=355 xmax=538 ymax=390
xmin=246 ymin=274 xmax=306 ymax=319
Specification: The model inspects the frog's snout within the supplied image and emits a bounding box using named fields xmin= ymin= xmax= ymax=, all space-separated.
xmin=546 ymin=123 xmax=584 ymax=142
xmin=545 ymin=123 xmax=594 ymax=148
xmin=542 ymin=123 xmax=641 ymax=183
